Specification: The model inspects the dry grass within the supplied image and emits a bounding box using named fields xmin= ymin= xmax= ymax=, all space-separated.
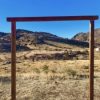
xmin=0 ymin=73 xmax=100 ymax=100
xmin=0 ymin=52 xmax=100 ymax=100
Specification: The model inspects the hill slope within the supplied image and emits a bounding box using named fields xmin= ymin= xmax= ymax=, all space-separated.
xmin=0 ymin=29 xmax=89 ymax=52
xmin=72 ymin=28 xmax=100 ymax=46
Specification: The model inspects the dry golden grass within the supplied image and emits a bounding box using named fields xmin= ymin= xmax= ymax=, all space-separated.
xmin=0 ymin=73 xmax=100 ymax=100
xmin=0 ymin=51 xmax=100 ymax=100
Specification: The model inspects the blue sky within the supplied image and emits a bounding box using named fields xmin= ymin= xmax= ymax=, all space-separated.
xmin=0 ymin=0 xmax=100 ymax=38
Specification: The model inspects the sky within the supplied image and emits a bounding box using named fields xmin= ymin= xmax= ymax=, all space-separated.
xmin=0 ymin=0 xmax=100 ymax=38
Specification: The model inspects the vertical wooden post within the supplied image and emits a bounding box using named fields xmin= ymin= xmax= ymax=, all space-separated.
xmin=11 ymin=21 xmax=16 ymax=100
xmin=89 ymin=20 xmax=94 ymax=100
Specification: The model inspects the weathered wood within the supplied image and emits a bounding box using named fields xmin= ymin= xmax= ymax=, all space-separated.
xmin=11 ymin=21 xmax=16 ymax=100
xmin=7 ymin=16 xmax=98 ymax=22
xmin=89 ymin=20 xmax=94 ymax=100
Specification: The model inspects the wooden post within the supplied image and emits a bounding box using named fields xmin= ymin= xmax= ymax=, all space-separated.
xmin=89 ymin=20 xmax=94 ymax=100
xmin=11 ymin=21 xmax=16 ymax=100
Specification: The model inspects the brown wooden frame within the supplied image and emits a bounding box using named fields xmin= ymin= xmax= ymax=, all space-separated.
xmin=7 ymin=16 xmax=99 ymax=100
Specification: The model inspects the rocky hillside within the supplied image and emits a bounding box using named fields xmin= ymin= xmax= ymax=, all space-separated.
xmin=0 ymin=29 xmax=89 ymax=52
xmin=72 ymin=28 xmax=100 ymax=47
xmin=72 ymin=32 xmax=88 ymax=42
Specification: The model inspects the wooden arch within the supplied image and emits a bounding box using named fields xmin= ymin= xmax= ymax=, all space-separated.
xmin=7 ymin=15 xmax=99 ymax=100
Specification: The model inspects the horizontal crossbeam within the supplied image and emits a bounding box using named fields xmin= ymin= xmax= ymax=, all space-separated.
xmin=7 ymin=16 xmax=98 ymax=22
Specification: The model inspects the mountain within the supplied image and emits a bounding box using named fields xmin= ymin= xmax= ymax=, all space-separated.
xmin=0 ymin=32 xmax=8 ymax=37
xmin=16 ymin=29 xmax=88 ymax=45
xmin=0 ymin=29 xmax=89 ymax=52
xmin=72 ymin=32 xmax=88 ymax=42
xmin=72 ymin=28 xmax=100 ymax=47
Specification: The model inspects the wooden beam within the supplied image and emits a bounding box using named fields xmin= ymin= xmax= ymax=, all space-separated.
xmin=11 ymin=21 xmax=16 ymax=100
xmin=89 ymin=20 xmax=94 ymax=100
xmin=7 ymin=16 xmax=98 ymax=22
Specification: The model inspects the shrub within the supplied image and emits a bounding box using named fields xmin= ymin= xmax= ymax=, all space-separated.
xmin=33 ymin=68 xmax=40 ymax=73
xmin=83 ymin=65 xmax=89 ymax=69
xmin=51 ymin=69 xmax=56 ymax=73
xmin=42 ymin=65 xmax=49 ymax=74
xmin=66 ymin=68 xmax=77 ymax=78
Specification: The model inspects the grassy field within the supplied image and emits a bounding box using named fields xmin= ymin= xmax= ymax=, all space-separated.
xmin=0 ymin=55 xmax=100 ymax=100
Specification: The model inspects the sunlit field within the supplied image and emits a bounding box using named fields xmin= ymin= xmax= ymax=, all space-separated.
xmin=0 ymin=51 xmax=100 ymax=100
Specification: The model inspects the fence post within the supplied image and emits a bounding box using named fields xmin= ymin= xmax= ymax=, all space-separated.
xmin=89 ymin=20 xmax=94 ymax=100
xmin=11 ymin=21 xmax=16 ymax=100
